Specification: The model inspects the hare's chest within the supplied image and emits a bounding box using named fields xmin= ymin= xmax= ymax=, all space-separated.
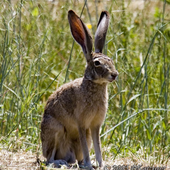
xmin=75 ymin=98 xmax=107 ymax=128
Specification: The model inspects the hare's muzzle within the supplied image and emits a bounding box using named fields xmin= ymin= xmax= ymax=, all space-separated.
xmin=111 ymin=71 xmax=119 ymax=81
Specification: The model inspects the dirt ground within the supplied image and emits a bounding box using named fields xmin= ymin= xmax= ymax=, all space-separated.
xmin=0 ymin=149 xmax=169 ymax=170
xmin=0 ymin=150 xmax=41 ymax=170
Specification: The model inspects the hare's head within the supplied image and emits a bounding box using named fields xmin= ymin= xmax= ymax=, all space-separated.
xmin=68 ymin=10 xmax=118 ymax=84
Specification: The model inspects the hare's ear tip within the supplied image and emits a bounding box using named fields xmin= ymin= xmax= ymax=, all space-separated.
xmin=68 ymin=10 xmax=73 ymax=13
xmin=101 ymin=11 xmax=110 ymax=18
xmin=68 ymin=10 xmax=75 ymax=15
xmin=68 ymin=10 xmax=76 ymax=21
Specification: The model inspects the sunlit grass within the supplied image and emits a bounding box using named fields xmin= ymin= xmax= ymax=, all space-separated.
xmin=0 ymin=0 xmax=170 ymax=166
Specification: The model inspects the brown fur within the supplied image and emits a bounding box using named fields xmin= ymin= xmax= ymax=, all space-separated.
xmin=41 ymin=10 xmax=118 ymax=169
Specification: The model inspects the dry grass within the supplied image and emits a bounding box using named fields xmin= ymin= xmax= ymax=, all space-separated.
xmin=0 ymin=150 xmax=41 ymax=170
xmin=0 ymin=149 xmax=169 ymax=170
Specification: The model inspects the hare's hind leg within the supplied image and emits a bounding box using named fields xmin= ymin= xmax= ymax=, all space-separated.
xmin=41 ymin=115 xmax=75 ymax=167
xmin=47 ymin=131 xmax=70 ymax=167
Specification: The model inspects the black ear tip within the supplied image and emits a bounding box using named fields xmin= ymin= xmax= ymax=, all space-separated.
xmin=101 ymin=11 xmax=110 ymax=18
xmin=96 ymin=11 xmax=110 ymax=27
xmin=68 ymin=10 xmax=78 ymax=21
xmin=68 ymin=10 xmax=75 ymax=15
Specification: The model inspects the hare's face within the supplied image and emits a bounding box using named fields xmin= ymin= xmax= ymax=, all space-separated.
xmin=68 ymin=9 xmax=118 ymax=85
xmin=85 ymin=53 xmax=118 ymax=84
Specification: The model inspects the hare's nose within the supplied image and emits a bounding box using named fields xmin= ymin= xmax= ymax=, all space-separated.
xmin=111 ymin=71 xmax=119 ymax=80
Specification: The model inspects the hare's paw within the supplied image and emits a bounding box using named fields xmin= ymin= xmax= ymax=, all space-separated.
xmin=79 ymin=163 xmax=94 ymax=170
xmin=54 ymin=159 xmax=69 ymax=168
xmin=47 ymin=159 xmax=69 ymax=168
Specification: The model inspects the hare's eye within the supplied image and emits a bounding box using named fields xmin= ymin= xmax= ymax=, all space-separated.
xmin=94 ymin=60 xmax=101 ymax=66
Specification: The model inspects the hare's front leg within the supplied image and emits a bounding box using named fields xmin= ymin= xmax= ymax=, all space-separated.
xmin=78 ymin=127 xmax=92 ymax=169
xmin=91 ymin=126 xmax=102 ymax=167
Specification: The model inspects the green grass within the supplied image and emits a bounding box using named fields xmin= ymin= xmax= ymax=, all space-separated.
xmin=0 ymin=0 xmax=170 ymax=166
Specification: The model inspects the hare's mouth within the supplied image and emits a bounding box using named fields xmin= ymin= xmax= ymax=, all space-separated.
xmin=108 ymin=78 xmax=115 ymax=82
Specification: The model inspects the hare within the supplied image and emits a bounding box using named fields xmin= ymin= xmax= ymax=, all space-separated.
xmin=41 ymin=10 xmax=118 ymax=169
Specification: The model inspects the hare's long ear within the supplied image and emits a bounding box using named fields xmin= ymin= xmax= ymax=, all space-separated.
xmin=95 ymin=11 xmax=110 ymax=53
xmin=68 ymin=10 xmax=93 ymax=63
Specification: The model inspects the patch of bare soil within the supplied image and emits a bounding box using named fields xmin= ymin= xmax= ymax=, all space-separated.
xmin=0 ymin=149 xmax=169 ymax=170
xmin=0 ymin=150 xmax=42 ymax=170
